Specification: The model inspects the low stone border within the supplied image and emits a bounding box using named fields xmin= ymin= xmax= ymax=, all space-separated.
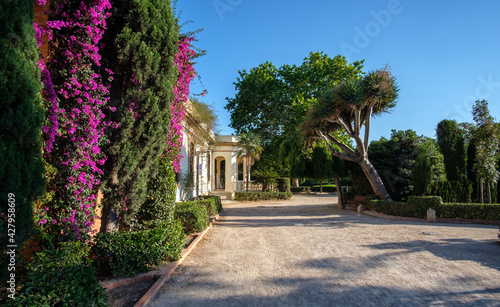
xmin=98 ymin=215 xmax=219 ymax=302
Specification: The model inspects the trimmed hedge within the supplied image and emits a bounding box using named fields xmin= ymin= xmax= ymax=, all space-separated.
xmin=9 ymin=242 xmax=108 ymax=306
xmin=367 ymin=195 xmax=500 ymax=221
xmin=234 ymin=191 xmax=293 ymax=201
xmin=277 ymin=177 xmax=291 ymax=192
xmin=175 ymin=201 xmax=209 ymax=234
xmin=92 ymin=220 xmax=184 ymax=277
xmin=430 ymin=180 xmax=472 ymax=203
xmin=291 ymin=187 xmax=310 ymax=193
xmin=310 ymin=186 xmax=337 ymax=193
xmin=199 ymin=195 xmax=223 ymax=215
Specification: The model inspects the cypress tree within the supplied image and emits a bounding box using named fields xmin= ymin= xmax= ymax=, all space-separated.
xmin=0 ymin=0 xmax=45 ymax=278
xmin=101 ymin=0 xmax=178 ymax=231
xmin=436 ymin=119 xmax=466 ymax=181
xmin=413 ymin=150 xmax=432 ymax=196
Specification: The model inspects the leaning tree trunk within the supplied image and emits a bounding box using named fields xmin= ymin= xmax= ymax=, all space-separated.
xmin=334 ymin=177 xmax=345 ymax=209
xmin=358 ymin=158 xmax=392 ymax=201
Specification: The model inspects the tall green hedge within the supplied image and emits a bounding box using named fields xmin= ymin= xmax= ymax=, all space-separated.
xmin=430 ymin=180 xmax=472 ymax=203
xmin=0 ymin=0 xmax=45 ymax=281
xmin=276 ymin=177 xmax=291 ymax=192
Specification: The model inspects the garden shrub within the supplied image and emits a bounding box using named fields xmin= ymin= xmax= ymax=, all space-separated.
xmin=200 ymin=195 xmax=223 ymax=215
xmin=92 ymin=220 xmax=184 ymax=277
xmin=430 ymin=180 xmax=472 ymax=203
xmin=291 ymin=187 xmax=309 ymax=193
xmin=9 ymin=242 xmax=107 ymax=307
xmin=276 ymin=177 xmax=291 ymax=192
xmin=310 ymin=186 xmax=337 ymax=193
xmin=367 ymin=195 xmax=499 ymax=221
xmin=175 ymin=201 xmax=209 ymax=234
xmin=366 ymin=200 xmax=409 ymax=217
xmin=234 ymin=192 xmax=293 ymax=201
xmin=437 ymin=203 xmax=500 ymax=220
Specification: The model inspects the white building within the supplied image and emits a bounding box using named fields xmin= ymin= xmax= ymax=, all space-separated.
xmin=175 ymin=105 xmax=249 ymax=202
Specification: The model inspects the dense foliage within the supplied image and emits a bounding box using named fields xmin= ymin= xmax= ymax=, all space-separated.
xmin=92 ymin=219 xmax=183 ymax=277
xmin=226 ymin=52 xmax=364 ymax=174
xmin=413 ymin=149 xmax=432 ymax=196
xmin=9 ymin=242 xmax=108 ymax=306
xmin=136 ymin=155 xmax=177 ymax=230
xmin=175 ymin=201 xmax=209 ymax=234
xmin=101 ymin=0 xmax=179 ymax=230
xmin=40 ymin=0 xmax=113 ymax=241
xmin=368 ymin=130 xmax=445 ymax=201
xmin=276 ymin=178 xmax=291 ymax=193
xmin=0 ymin=0 xmax=46 ymax=282
xmin=234 ymin=191 xmax=293 ymax=201
xmin=436 ymin=119 xmax=466 ymax=181
xmin=367 ymin=196 xmax=500 ymax=221
xmin=430 ymin=180 xmax=472 ymax=203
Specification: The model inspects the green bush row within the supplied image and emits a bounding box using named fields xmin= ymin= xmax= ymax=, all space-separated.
xmin=175 ymin=201 xmax=209 ymax=234
xmin=310 ymin=186 xmax=337 ymax=193
xmin=430 ymin=180 xmax=472 ymax=203
xmin=367 ymin=196 xmax=500 ymax=220
xmin=9 ymin=242 xmax=108 ymax=306
xmin=92 ymin=220 xmax=184 ymax=278
xmin=234 ymin=191 xmax=293 ymax=201
xmin=291 ymin=186 xmax=310 ymax=193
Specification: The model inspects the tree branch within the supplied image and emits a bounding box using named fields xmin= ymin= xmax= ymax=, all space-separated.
xmin=316 ymin=130 xmax=357 ymax=162
xmin=323 ymin=132 xmax=357 ymax=156
xmin=364 ymin=106 xmax=373 ymax=151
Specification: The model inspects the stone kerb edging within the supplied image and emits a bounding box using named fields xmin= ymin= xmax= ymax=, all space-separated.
xmin=98 ymin=215 xmax=219 ymax=304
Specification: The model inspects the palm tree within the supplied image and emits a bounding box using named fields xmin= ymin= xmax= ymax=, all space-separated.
xmin=237 ymin=132 xmax=264 ymax=192
xmin=301 ymin=68 xmax=399 ymax=201
xmin=252 ymin=167 xmax=279 ymax=192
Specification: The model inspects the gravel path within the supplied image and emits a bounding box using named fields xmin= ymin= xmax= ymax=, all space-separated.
xmin=148 ymin=194 xmax=500 ymax=306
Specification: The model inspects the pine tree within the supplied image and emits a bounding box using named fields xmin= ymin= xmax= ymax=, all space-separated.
xmin=101 ymin=0 xmax=179 ymax=231
xmin=0 ymin=0 xmax=45 ymax=278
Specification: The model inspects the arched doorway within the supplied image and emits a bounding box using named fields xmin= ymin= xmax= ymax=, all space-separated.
xmin=215 ymin=156 xmax=226 ymax=190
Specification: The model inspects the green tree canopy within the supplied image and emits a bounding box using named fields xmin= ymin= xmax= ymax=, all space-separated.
xmin=225 ymin=52 xmax=363 ymax=175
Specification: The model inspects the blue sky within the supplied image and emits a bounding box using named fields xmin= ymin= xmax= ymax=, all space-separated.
xmin=176 ymin=0 xmax=500 ymax=142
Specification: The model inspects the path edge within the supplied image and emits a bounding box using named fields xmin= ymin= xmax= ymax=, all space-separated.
xmin=132 ymin=215 xmax=218 ymax=307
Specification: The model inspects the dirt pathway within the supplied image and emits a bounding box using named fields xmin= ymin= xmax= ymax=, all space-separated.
xmin=147 ymin=194 xmax=500 ymax=306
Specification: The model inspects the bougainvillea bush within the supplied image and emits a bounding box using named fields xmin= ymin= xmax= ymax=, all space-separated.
xmin=36 ymin=0 xmax=113 ymax=242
